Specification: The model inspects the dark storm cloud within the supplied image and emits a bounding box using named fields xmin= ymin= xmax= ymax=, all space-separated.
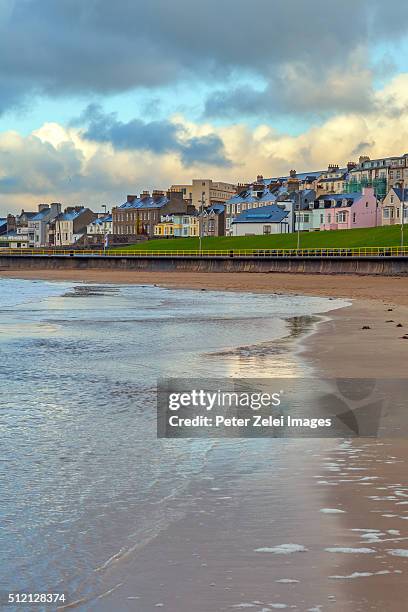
xmin=0 ymin=0 xmax=407 ymax=116
xmin=351 ymin=141 xmax=376 ymax=156
xmin=75 ymin=104 xmax=231 ymax=166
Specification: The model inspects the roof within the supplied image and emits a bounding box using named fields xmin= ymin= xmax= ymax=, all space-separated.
xmin=90 ymin=214 xmax=112 ymax=225
xmin=57 ymin=208 xmax=87 ymax=221
xmin=232 ymin=205 xmax=289 ymax=224
xmin=31 ymin=208 xmax=51 ymax=221
xmin=207 ymin=203 xmax=225 ymax=213
xmin=261 ymin=170 xmax=324 ymax=185
xmin=316 ymin=192 xmax=362 ymax=208
xmin=390 ymin=188 xmax=408 ymax=201
xmin=0 ymin=218 xmax=7 ymax=227
xmin=318 ymin=175 xmax=346 ymax=183
xmin=226 ymin=188 xmax=279 ymax=206
xmin=18 ymin=211 xmax=36 ymax=219
xmin=118 ymin=195 xmax=170 ymax=210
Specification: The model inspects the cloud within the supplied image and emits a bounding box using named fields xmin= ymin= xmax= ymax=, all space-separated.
xmin=2 ymin=75 xmax=408 ymax=216
xmin=0 ymin=0 xmax=408 ymax=117
xmin=205 ymin=51 xmax=376 ymax=119
xmin=74 ymin=104 xmax=231 ymax=166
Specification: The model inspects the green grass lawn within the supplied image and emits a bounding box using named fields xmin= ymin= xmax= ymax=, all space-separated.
xmin=112 ymin=224 xmax=407 ymax=252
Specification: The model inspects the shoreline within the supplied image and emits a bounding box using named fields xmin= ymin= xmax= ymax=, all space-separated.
xmin=1 ymin=268 xmax=408 ymax=305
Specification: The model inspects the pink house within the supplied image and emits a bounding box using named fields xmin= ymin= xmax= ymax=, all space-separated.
xmin=319 ymin=187 xmax=379 ymax=231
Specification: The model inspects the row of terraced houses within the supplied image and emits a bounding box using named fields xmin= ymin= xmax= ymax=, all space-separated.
xmin=1 ymin=153 xmax=408 ymax=248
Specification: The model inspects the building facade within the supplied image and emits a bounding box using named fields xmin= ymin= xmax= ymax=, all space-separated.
xmin=154 ymin=212 xmax=199 ymax=238
xmin=28 ymin=203 xmax=61 ymax=247
xmin=199 ymin=204 xmax=225 ymax=237
xmin=381 ymin=188 xmax=408 ymax=225
xmin=224 ymin=184 xmax=284 ymax=235
xmin=87 ymin=214 xmax=113 ymax=235
xmin=112 ymin=190 xmax=188 ymax=238
xmin=49 ymin=207 xmax=95 ymax=246
xmin=169 ymin=179 xmax=236 ymax=210
xmin=318 ymin=188 xmax=378 ymax=231
xmin=231 ymin=205 xmax=290 ymax=236
xmin=346 ymin=154 xmax=408 ymax=198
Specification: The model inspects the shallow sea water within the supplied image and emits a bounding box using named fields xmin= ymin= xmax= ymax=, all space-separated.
xmin=0 ymin=278 xmax=349 ymax=609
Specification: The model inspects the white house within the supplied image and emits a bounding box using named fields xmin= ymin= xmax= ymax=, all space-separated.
xmin=87 ymin=214 xmax=112 ymax=235
xmin=231 ymin=205 xmax=290 ymax=236
xmin=28 ymin=203 xmax=61 ymax=247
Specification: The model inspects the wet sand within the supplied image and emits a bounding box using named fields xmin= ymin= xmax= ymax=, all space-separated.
xmin=3 ymin=269 xmax=408 ymax=610
xmin=0 ymin=269 xmax=408 ymax=305
xmin=302 ymin=297 xmax=408 ymax=611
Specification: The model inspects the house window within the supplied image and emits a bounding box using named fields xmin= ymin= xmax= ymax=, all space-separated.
xmin=320 ymin=214 xmax=324 ymax=224
xmin=303 ymin=214 xmax=310 ymax=223
xmin=353 ymin=213 xmax=356 ymax=223
xmin=263 ymin=225 xmax=271 ymax=235
xmin=328 ymin=213 xmax=331 ymax=223
xmin=391 ymin=196 xmax=394 ymax=203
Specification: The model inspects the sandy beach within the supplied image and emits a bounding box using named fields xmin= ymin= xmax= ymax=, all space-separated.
xmin=2 ymin=268 xmax=408 ymax=611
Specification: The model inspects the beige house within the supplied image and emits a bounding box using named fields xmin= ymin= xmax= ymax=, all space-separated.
xmin=169 ymin=179 xmax=236 ymax=210
xmin=315 ymin=164 xmax=352 ymax=195
xmin=381 ymin=188 xmax=408 ymax=225
xmin=347 ymin=154 xmax=408 ymax=198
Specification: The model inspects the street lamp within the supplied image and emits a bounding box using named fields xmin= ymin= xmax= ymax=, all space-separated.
xmin=296 ymin=199 xmax=300 ymax=251
xmin=199 ymin=192 xmax=206 ymax=255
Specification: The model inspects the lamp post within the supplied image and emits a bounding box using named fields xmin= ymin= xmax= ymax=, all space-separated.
xmin=199 ymin=191 xmax=205 ymax=255
xmin=296 ymin=200 xmax=300 ymax=251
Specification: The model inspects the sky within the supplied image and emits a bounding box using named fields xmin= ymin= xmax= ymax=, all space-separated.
xmin=1 ymin=0 xmax=408 ymax=215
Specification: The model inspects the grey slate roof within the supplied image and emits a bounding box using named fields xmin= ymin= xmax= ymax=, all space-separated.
xmin=232 ymin=205 xmax=289 ymax=224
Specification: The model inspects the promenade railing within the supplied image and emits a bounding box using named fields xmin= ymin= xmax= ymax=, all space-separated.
xmin=1 ymin=246 xmax=408 ymax=258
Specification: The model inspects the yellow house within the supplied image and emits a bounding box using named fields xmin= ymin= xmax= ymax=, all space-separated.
xmin=154 ymin=220 xmax=174 ymax=237
xmin=154 ymin=213 xmax=198 ymax=238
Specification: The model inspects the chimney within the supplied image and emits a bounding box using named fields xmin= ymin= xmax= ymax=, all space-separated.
xmin=328 ymin=164 xmax=339 ymax=172
xmin=289 ymin=169 xmax=297 ymax=178
xmin=152 ymin=189 xmax=165 ymax=198
xmin=127 ymin=194 xmax=137 ymax=203
xmin=256 ymin=174 xmax=264 ymax=182
xmin=140 ymin=191 xmax=150 ymax=199
xmin=50 ymin=202 xmax=62 ymax=215
xmin=167 ymin=190 xmax=184 ymax=204
xmin=347 ymin=161 xmax=356 ymax=172
xmin=7 ymin=214 xmax=16 ymax=232
xmin=38 ymin=203 xmax=49 ymax=212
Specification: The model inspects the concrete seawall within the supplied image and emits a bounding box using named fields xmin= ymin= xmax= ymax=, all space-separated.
xmin=1 ymin=254 xmax=408 ymax=275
